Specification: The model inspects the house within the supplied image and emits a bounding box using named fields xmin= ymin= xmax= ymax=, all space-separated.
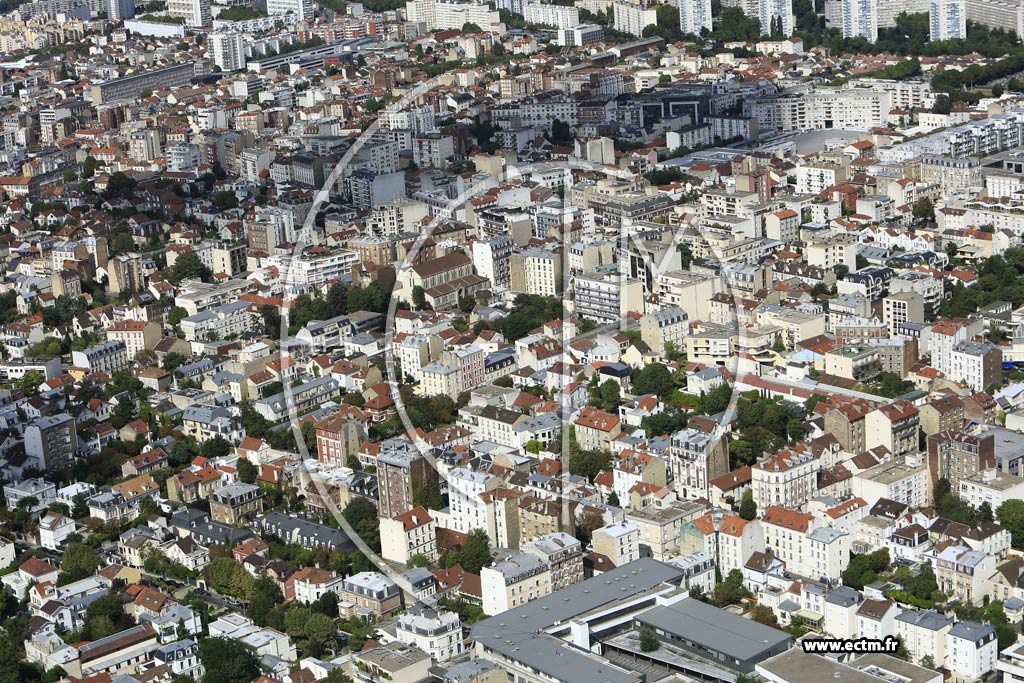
xmin=289 ymin=567 xmax=345 ymax=604
xmin=679 ymin=511 xmax=765 ymax=576
xmin=38 ymin=511 xmax=76 ymax=550
xmin=163 ymin=537 xmax=210 ymax=572
xmin=2 ymin=556 xmax=59 ymax=599
xmin=856 ymin=598 xmax=897 ymax=641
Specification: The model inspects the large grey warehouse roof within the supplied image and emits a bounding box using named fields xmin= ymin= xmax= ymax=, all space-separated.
xmin=636 ymin=597 xmax=791 ymax=661
xmin=470 ymin=558 xmax=685 ymax=683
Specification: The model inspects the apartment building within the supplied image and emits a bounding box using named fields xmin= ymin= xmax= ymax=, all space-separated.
xmin=927 ymin=430 xmax=995 ymax=493
xmin=864 ymin=400 xmax=920 ymax=458
xmin=852 ymin=456 xmax=929 ymax=509
xmin=522 ymin=532 xmax=583 ymax=591
xmin=71 ymin=340 xmax=129 ymax=375
xmin=24 ymin=413 xmax=78 ymax=472
xmin=380 ymin=507 xmax=438 ymax=565
xmin=751 ymin=446 xmax=820 ymax=511
xmin=179 ymin=301 xmax=256 ymax=342
xmin=668 ymin=427 xmax=730 ymax=501
xmin=934 ymin=545 xmax=994 ymax=606
xmin=680 ymin=511 xmax=765 ymax=576
xmin=592 ymin=522 xmax=640 ymax=566
xmin=395 ymin=606 xmax=463 ymax=662
xmin=105 ymin=321 xmax=160 ymax=357
xmin=640 ymin=307 xmax=689 ymax=358
xmin=341 ymin=572 xmax=402 ymax=617
xmin=377 ymin=440 xmax=438 ymax=519
xmin=760 ymin=506 xmax=818 ymax=577
xmin=209 ymin=483 xmax=264 ymax=525
xmin=481 ymin=553 xmax=552 ymax=615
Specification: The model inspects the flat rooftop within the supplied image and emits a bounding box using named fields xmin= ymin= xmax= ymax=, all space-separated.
xmin=636 ymin=598 xmax=791 ymax=661
xmin=470 ymin=558 xmax=685 ymax=683
xmin=757 ymin=647 xmax=940 ymax=683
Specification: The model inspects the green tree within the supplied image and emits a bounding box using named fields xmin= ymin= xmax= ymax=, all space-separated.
xmin=237 ymin=458 xmax=258 ymax=484
xmin=82 ymin=155 xmax=102 ymax=178
xmin=84 ymin=593 xmax=128 ymax=640
xmin=912 ymin=197 xmax=935 ymax=222
xmin=449 ymin=528 xmax=491 ymax=574
xmin=739 ymin=489 xmax=757 ymax=520
xmin=412 ymin=286 xmax=426 ymax=309
xmin=327 ymin=669 xmax=354 ymax=683
xmin=104 ymin=172 xmax=136 ymax=199
xmin=198 ymin=638 xmax=258 ymax=683
xmin=712 ymin=569 xmax=752 ymax=607
xmin=979 ymin=501 xmax=994 ymax=524
xmin=550 ymin=118 xmax=572 ymax=145
xmin=110 ymin=233 xmax=135 ymax=255
xmin=598 ymin=380 xmax=621 ymax=409
xmin=568 ymin=448 xmax=612 ymax=481
xmin=58 ymin=542 xmax=102 ymax=585
xmin=632 ymin=363 xmax=675 ymax=398
xmin=168 ymin=253 xmax=212 ymax=285
xmin=19 ymin=370 xmax=43 ymax=394
xmin=639 ymin=626 xmax=660 ymax=652
xmin=247 ymin=576 xmax=283 ymax=626
xmin=304 ymin=612 xmax=337 ymax=649
xmin=998 ymin=499 xmax=1024 ymax=548
xmin=343 ymin=497 xmax=381 ymax=551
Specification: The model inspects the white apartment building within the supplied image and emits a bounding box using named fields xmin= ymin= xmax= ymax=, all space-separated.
xmin=516 ymin=248 xmax=561 ymax=297
xmin=759 ymin=0 xmax=795 ymax=39
xmin=931 ymin=0 xmax=965 ymax=39
xmin=947 ymin=622 xmax=997 ymax=679
xmin=612 ymin=0 xmax=657 ymax=35
xmin=447 ymin=467 xmax=494 ymax=535
xmin=852 ymin=456 xmax=929 ymax=510
xmin=682 ymin=512 xmax=765 ymax=576
xmin=71 ymin=340 xmax=129 ymax=375
xmin=380 ymin=507 xmax=438 ymax=565
xmin=167 ymin=0 xmax=210 ymax=26
xmin=751 ymin=447 xmax=820 ymax=511
xmin=958 ymin=469 xmax=1024 ymax=511
xmin=472 ymin=235 xmax=514 ymax=290
xmin=261 ymin=250 xmax=359 ymax=295
xmin=480 ymin=553 xmax=551 ymax=615
xmin=746 ymin=89 xmax=890 ymax=132
xmin=842 ymin=0 xmax=878 ymax=41
xmin=761 ymin=506 xmax=819 ymax=577
xmin=592 ymin=522 xmax=640 ymax=566
xmin=106 ymin=321 xmax=160 ymax=358
xmin=178 ymin=301 xmax=255 ymax=342
xmin=805 ymin=527 xmax=850 ymax=581
xmin=895 ymin=610 xmax=952 ymax=667
xmin=209 ymin=32 xmax=246 ymax=72
xmin=266 ymin=0 xmax=313 ymax=20
xmin=678 ymin=0 xmax=712 ymax=34
xmin=524 ymin=2 xmax=579 ymax=27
